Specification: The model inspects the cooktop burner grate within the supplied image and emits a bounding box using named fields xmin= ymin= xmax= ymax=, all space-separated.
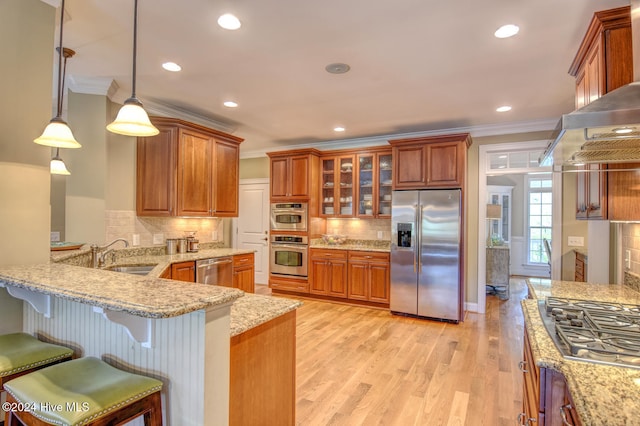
xmin=539 ymin=297 xmax=640 ymax=369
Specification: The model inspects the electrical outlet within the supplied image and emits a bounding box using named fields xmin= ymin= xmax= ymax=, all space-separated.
xmin=212 ymin=231 xmax=219 ymax=241
xmin=377 ymin=230 xmax=384 ymax=240
xmin=153 ymin=233 xmax=164 ymax=245
xmin=132 ymin=234 xmax=140 ymax=246
xmin=625 ymin=250 xmax=632 ymax=270
xmin=50 ymin=232 xmax=60 ymax=242
xmin=567 ymin=236 xmax=584 ymax=247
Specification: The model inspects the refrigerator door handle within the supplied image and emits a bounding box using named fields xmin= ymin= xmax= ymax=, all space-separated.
xmin=414 ymin=203 xmax=420 ymax=273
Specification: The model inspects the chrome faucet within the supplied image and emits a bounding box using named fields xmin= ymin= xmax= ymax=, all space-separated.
xmin=90 ymin=238 xmax=129 ymax=268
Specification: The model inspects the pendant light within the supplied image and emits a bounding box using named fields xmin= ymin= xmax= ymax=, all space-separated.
xmin=106 ymin=0 xmax=159 ymax=137
xmin=50 ymin=148 xmax=71 ymax=175
xmin=34 ymin=0 xmax=81 ymax=149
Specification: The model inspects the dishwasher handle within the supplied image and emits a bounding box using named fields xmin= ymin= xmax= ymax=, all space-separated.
xmin=196 ymin=257 xmax=232 ymax=267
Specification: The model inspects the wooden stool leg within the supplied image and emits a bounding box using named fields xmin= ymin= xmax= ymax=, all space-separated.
xmin=143 ymin=392 xmax=163 ymax=426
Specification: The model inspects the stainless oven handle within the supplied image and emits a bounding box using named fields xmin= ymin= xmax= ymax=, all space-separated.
xmin=271 ymin=244 xmax=307 ymax=250
xmin=272 ymin=209 xmax=306 ymax=213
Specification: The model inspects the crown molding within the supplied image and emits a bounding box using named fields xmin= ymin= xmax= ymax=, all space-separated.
xmin=143 ymin=100 xmax=237 ymax=134
xmin=67 ymin=76 xmax=237 ymax=134
xmin=67 ymin=76 xmax=119 ymax=98
xmin=239 ymin=118 xmax=559 ymax=159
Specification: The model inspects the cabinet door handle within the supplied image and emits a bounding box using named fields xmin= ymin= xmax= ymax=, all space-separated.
xmin=560 ymin=404 xmax=573 ymax=426
xmin=518 ymin=360 xmax=528 ymax=373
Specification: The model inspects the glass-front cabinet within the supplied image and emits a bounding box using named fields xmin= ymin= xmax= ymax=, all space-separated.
xmin=377 ymin=153 xmax=393 ymax=217
xmin=356 ymin=150 xmax=392 ymax=219
xmin=321 ymin=149 xmax=391 ymax=218
xmin=321 ymin=155 xmax=354 ymax=217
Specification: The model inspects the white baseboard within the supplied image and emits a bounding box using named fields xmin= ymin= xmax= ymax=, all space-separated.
xmin=465 ymin=302 xmax=479 ymax=313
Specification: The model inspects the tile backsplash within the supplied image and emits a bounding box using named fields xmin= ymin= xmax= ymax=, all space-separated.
xmin=621 ymin=223 xmax=640 ymax=276
xmin=325 ymin=218 xmax=391 ymax=241
xmin=105 ymin=210 xmax=227 ymax=246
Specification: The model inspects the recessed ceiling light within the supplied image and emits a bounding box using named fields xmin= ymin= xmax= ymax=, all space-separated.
xmin=496 ymin=105 xmax=512 ymax=112
xmin=223 ymin=101 xmax=238 ymax=108
xmin=218 ymin=13 xmax=241 ymax=30
xmin=325 ymin=63 xmax=351 ymax=74
xmin=494 ymin=24 xmax=519 ymax=39
xmin=162 ymin=62 xmax=181 ymax=72
xmin=334 ymin=127 xmax=345 ymax=132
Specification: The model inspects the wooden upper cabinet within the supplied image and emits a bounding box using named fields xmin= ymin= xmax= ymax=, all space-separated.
xmin=137 ymin=126 xmax=177 ymax=216
xmin=569 ymin=6 xmax=632 ymax=108
xmin=607 ymin=163 xmax=640 ymax=221
xmin=214 ymin=140 xmax=240 ymax=216
xmin=137 ymin=117 xmax=243 ymax=217
xmin=177 ymin=129 xmax=213 ymax=216
xmin=389 ymin=133 xmax=471 ymax=190
xmin=267 ymin=149 xmax=320 ymax=201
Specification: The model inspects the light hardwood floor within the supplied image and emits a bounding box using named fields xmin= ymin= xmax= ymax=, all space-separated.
xmin=291 ymin=279 xmax=526 ymax=426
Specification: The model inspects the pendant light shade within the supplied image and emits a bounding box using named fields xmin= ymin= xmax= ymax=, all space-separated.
xmin=106 ymin=98 xmax=159 ymax=137
xmin=34 ymin=0 xmax=81 ymax=149
xmin=50 ymin=148 xmax=71 ymax=175
xmin=107 ymin=0 xmax=159 ymax=137
xmin=35 ymin=117 xmax=80 ymax=149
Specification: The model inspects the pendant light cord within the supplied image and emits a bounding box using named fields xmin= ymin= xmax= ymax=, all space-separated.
xmin=55 ymin=0 xmax=65 ymax=118
xmin=131 ymin=0 xmax=138 ymax=99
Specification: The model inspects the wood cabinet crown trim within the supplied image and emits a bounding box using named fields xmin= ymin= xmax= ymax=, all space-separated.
xmin=388 ymin=133 xmax=473 ymax=149
xmin=149 ymin=116 xmax=244 ymax=144
xmin=568 ymin=5 xmax=630 ymax=76
xmin=266 ymin=148 xmax=322 ymax=158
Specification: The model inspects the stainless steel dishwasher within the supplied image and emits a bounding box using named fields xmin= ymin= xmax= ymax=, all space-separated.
xmin=195 ymin=257 xmax=233 ymax=286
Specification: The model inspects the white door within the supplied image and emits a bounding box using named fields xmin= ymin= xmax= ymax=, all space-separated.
xmin=235 ymin=179 xmax=270 ymax=284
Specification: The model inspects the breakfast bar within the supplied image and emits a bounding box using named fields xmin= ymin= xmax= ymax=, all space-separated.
xmin=0 ymin=260 xmax=301 ymax=425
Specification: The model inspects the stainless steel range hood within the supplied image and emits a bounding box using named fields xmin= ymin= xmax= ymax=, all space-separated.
xmin=540 ymin=1 xmax=640 ymax=169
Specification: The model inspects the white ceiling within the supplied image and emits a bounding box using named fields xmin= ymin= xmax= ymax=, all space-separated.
xmin=57 ymin=0 xmax=630 ymax=155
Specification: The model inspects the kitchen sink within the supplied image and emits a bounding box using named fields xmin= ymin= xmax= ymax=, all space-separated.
xmin=104 ymin=264 xmax=157 ymax=276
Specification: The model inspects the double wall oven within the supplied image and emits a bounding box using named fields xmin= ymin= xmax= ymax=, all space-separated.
xmin=269 ymin=202 xmax=309 ymax=279
xmin=270 ymin=203 xmax=307 ymax=231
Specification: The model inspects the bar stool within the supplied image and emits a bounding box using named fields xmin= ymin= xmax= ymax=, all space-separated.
xmin=4 ymin=357 xmax=163 ymax=426
xmin=0 ymin=333 xmax=74 ymax=391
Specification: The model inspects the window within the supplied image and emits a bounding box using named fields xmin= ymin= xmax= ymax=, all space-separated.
xmin=527 ymin=174 xmax=552 ymax=264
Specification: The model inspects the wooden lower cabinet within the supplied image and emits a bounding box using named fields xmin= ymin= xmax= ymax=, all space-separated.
xmin=171 ymin=261 xmax=195 ymax=282
xmin=348 ymin=251 xmax=390 ymax=303
xmin=230 ymin=310 xmax=296 ymax=425
xmin=232 ymin=253 xmax=255 ymax=293
xmin=309 ymin=249 xmax=348 ymax=298
xmin=522 ymin=328 xmax=582 ymax=426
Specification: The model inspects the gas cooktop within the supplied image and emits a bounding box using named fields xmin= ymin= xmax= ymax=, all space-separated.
xmin=538 ymin=297 xmax=640 ymax=369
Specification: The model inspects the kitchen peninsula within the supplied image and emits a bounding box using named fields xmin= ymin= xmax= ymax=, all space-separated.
xmin=522 ymin=278 xmax=640 ymax=425
xmin=0 ymin=250 xmax=301 ymax=425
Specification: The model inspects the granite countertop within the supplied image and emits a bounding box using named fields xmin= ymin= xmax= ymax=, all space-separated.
xmin=0 ymin=263 xmax=243 ymax=319
xmin=229 ymin=293 xmax=302 ymax=337
xmin=523 ymin=278 xmax=640 ymax=425
xmin=42 ymin=244 xmax=304 ymax=335
xmin=310 ymin=239 xmax=390 ymax=252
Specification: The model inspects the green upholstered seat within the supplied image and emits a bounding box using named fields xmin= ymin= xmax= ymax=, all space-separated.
xmin=0 ymin=332 xmax=73 ymax=378
xmin=4 ymin=357 xmax=163 ymax=426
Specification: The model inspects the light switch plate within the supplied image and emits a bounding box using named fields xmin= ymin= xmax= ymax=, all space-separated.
xmin=50 ymin=232 xmax=60 ymax=242
xmin=377 ymin=230 xmax=384 ymax=239
xmin=153 ymin=233 xmax=164 ymax=245
xmin=132 ymin=234 xmax=140 ymax=246
xmin=567 ymin=236 xmax=584 ymax=247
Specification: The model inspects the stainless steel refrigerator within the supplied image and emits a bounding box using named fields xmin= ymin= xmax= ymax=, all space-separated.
xmin=390 ymin=189 xmax=463 ymax=322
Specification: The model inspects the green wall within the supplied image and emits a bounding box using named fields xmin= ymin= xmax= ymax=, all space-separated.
xmin=240 ymin=157 xmax=269 ymax=179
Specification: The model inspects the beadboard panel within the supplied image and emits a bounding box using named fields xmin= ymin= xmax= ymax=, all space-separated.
xmin=23 ymin=297 xmax=231 ymax=425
